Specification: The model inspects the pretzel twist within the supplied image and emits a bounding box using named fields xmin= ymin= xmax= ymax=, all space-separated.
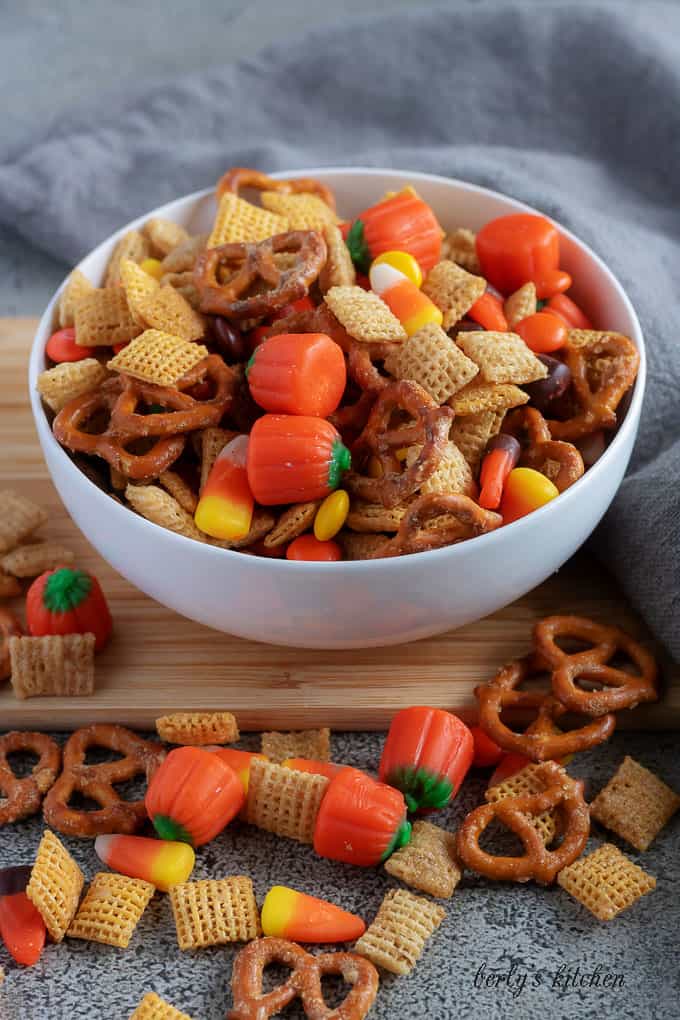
xmin=195 ymin=231 xmax=327 ymax=320
xmin=374 ymin=493 xmax=502 ymax=558
xmin=502 ymin=406 xmax=584 ymax=492
xmin=43 ymin=724 xmax=165 ymax=838
xmin=456 ymin=761 xmax=590 ymax=884
xmin=0 ymin=731 xmax=61 ymax=826
xmin=228 ymin=937 xmax=379 ymax=1020
xmin=216 ymin=167 xmax=337 ymax=211
xmin=0 ymin=608 xmax=23 ymax=681
xmin=475 ymin=655 xmax=616 ymax=762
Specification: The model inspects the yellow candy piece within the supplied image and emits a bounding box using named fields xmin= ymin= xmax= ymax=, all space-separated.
xmin=500 ymin=467 xmax=559 ymax=523
xmin=372 ymin=250 xmax=423 ymax=288
xmin=314 ymin=489 xmax=349 ymax=541
xmin=140 ymin=257 xmax=164 ymax=281
xmin=195 ymin=494 xmax=252 ymax=540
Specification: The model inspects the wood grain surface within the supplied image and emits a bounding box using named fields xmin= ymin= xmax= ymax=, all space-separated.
xmin=1 ymin=318 xmax=677 ymax=729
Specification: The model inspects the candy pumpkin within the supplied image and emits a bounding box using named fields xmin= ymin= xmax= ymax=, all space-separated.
xmin=26 ymin=567 xmax=112 ymax=652
xmin=344 ymin=190 xmax=442 ymax=274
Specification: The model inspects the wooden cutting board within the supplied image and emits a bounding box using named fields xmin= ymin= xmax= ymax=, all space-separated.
xmin=1 ymin=318 xmax=677 ymax=730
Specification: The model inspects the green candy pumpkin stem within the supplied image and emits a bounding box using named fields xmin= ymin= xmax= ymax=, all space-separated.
xmin=380 ymin=818 xmax=412 ymax=862
xmin=42 ymin=568 xmax=93 ymax=614
xmin=151 ymin=814 xmax=194 ymax=845
xmin=328 ymin=440 xmax=352 ymax=490
xmin=345 ymin=220 xmax=372 ymax=274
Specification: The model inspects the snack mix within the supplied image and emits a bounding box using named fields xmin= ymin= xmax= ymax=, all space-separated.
xmin=39 ymin=168 xmax=640 ymax=561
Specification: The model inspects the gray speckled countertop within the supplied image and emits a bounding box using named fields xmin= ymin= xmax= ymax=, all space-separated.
xmin=0 ymin=729 xmax=678 ymax=1020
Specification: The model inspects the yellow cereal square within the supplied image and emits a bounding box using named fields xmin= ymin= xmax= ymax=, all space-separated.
xmin=457 ymin=331 xmax=547 ymax=385
xmin=9 ymin=634 xmax=95 ymax=699
xmin=324 ymin=286 xmax=407 ymax=343
xmin=136 ymin=286 xmax=206 ymax=342
xmin=261 ymin=728 xmax=330 ymax=763
xmin=260 ymin=191 xmax=340 ymax=231
xmin=58 ymin=269 xmax=94 ymax=328
xmin=448 ymin=379 xmax=528 ymax=416
xmin=74 ymin=288 xmax=141 ymax=348
xmin=104 ymin=230 xmax=151 ymax=288
xmin=38 ymin=358 xmax=109 ymax=414
xmin=319 ymin=224 xmax=356 ymax=293
xmin=407 ymin=441 xmax=475 ymax=497
xmin=130 ymin=992 xmax=195 ymax=1020
xmin=354 ymin=888 xmax=445 ymax=975
xmin=208 ymin=193 xmax=288 ymax=247
xmin=144 ymin=217 xmax=191 ymax=257
xmin=422 ymin=261 xmax=487 ymax=330
xmin=169 ymin=876 xmax=260 ymax=950
xmin=108 ymin=329 xmax=208 ymax=386
xmin=450 ymin=411 xmax=501 ymax=472
xmin=557 ymin=843 xmax=656 ymax=921
xmin=384 ymin=322 xmax=478 ymax=403
xmin=126 ymin=484 xmax=206 ymax=542
xmin=156 ymin=712 xmax=239 ymax=746
xmin=120 ymin=258 xmax=160 ymax=326
xmin=246 ymin=758 xmax=329 ymax=843
xmin=486 ymin=763 xmax=558 ymax=845
xmin=68 ymin=872 xmax=154 ymax=948
xmin=504 ymin=282 xmax=537 ymax=328
xmin=26 ymin=830 xmax=85 ymax=942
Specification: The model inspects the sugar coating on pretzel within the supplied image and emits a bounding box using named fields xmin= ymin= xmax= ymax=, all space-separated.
xmin=194 ymin=231 xmax=327 ymax=320
xmin=228 ymin=936 xmax=379 ymax=1020
xmin=43 ymin=723 xmax=165 ymax=838
xmin=502 ymin=406 xmax=584 ymax=492
xmin=0 ymin=731 xmax=61 ymax=826
xmin=475 ymin=655 xmax=616 ymax=762
xmin=216 ymin=167 xmax=337 ymax=211
xmin=533 ymin=615 xmax=658 ymax=715
xmin=456 ymin=760 xmax=590 ymax=884
xmin=0 ymin=607 xmax=23 ymax=681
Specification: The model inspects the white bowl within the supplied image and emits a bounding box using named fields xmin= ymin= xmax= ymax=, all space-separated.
xmin=29 ymin=169 xmax=645 ymax=649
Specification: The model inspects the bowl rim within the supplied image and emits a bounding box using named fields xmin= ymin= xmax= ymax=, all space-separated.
xmin=29 ymin=166 xmax=646 ymax=573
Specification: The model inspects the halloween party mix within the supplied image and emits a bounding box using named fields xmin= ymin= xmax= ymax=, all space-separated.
xmin=38 ymin=169 xmax=641 ymax=560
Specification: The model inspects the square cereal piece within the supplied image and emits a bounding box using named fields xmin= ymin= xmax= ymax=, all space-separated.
xmin=37 ymin=358 xmax=109 ymax=414
xmin=450 ymin=411 xmax=501 ymax=473
xmin=120 ymin=258 xmax=159 ymax=325
xmin=26 ymin=829 xmax=85 ymax=942
xmin=346 ymin=502 xmax=408 ymax=534
xmin=384 ymin=820 xmax=462 ymax=899
xmin=264 ymin=502 xmax=319 ymax=548
xmin=442 ymin=228 xmax=480 ymax=273
xmin=324 ymin=286 xmax=406 ymax=344
xmin=422 ymin=261 xmax=486 ymax=330
xmin=68 ymin=872 xmax=154 ymax=949
xmin=457 ymin=331 xmax=547 ymax=384
xmin=136 ymin=286 xmax=206 ymax=342
xmin=104 ymin=230 xmax=151 ymax=287
xmin=0 ymin=491 xmax=48 ymax=553
xmin=126 ymin=485 xmax=206 ymax=543
xmin=590 ymin=756 xmax=680 ymax=852
xmin=246 ymin=758 xmax=329 ymax=843
xmin=130 ymin=992 xmax=195 ymax=1020
xmin=144 ymin=217 xmax=191 ymax=257
xmin=406 ymin=440 xmax=474 ymax=498
xmin=557 ymin=843 xmax=656 ymax=921
xmin=161 ymin=234 xmax=208 ymax=275
xmin=319 ymin=224 xmax=356 ymax=293
xmin=208 ymin=508 xmax=276 ymax=551
xmin=338 ymin=531 xmax=389 ymax=561
xmin=74 ymin=288 xmax=141 ymax=348
xmin=108 ymin=330 xmax=208 ymax=387
xmin=260 ymin=191 xmax=340 ymax=231
xmin=503 ymin=282 xmax=537 ymax=329
xmin=156 ymin=712 xmax=239 ymax=746
xmin=261 ymin=728 xmax=330 ymax=763
xmin=169 ymin=876 xmax=260 ymax=950
xmin=9 ymin=633 xmax=95 ymax=700
xmin=384 ymin=322 xmax=478 ymax=403
xmin=208 ymin=193 xmax=288 ymax=247
xmin=486 ymin=763 xmax=558 ymax=846
xmin=354 ymin=888 xmax=445 ymax=976
xmin=159 ymin=472 xmax=198 ymax=515
xmin=448 ymin=379 xmax=528 ymax=416
xmin=58 ymin=269 xmax=94 ymax=328
xmin=2 ymin=542 xmax=75 ymax=578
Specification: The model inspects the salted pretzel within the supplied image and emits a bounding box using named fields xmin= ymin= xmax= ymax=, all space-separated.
xmin=228 ymin=937 xmax=379 ymax=1020
xmin=0 ymin=608 xmax=23 ymax=681
xmin=345 ymin=381 xmax=454 ymax=508
xmin=195 ymin=231 xmax=327 ymax=320
xmin=475 ymin=655 xmax=616 ymax=762
xmin=216 ymin=167 xmax=337 ymax=211
xmin=456 ymin=761 xmax=590 ymax=884
xmin=533 ymin=615 xmax=658 ymax=715
xmin=548 ymin=332 xmax=639 ymax=440
xmin=372 ymin=493 xmax=502 ymax=558
xmin=0 ymin=731 xmax=61 ymax=826
xmin=501 ymin=407 xmax=584 ymax=492
xmin=43 ymin=724 xmax=165 ymax=838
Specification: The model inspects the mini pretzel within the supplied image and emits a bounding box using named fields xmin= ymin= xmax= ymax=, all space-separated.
xmin=475 ymin=656 xmax=616 ymax=762
xmin=373 ymin=493 xmax=502 ymax=558
xmin=228 ymin=937 xmax=379 ymax=1020
xmin=533 ymin=615 xmax=658 ymax=714
xmin=0 ymin=731 xmax=61 ymax=826
xmin=502 ymin=406 xmax=584 ymax=492
xmin=346 ymin=381 xmax=454 ymax=508
xmin=548 ymin=332 xmax=639 ymax=440
xmin=456 ymin=761 xmax=590 ymax=884
xmin=216 ymin=167 xmax=337 ymax=211
xmin=43 ymin=723 xmax=165 ymax=838
xmin=0 ymin=608 xmax=23 ymax=681
xmin=195 ymin=231 xmax=327 ymax=320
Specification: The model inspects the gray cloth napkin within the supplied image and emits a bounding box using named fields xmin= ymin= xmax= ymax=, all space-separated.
xmin=1 ymin=2 xmax=678 ymax=658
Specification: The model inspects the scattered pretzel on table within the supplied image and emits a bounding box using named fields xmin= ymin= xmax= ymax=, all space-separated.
xmin=194 ymin=231 xmax=327 ymax=320
xmin=456 ymin=761 xmax=591 ymax=884
xmin=0 ymin=731 xmax=61 ymax=826
xmin=216 ymin=167 xmax=337 ymax=211
xmin=502 ymin=406 xmax=584 ymax=492
xmin=43 ymin=724 xmax=165 ymax=838
xmin=228 ymin=936 xmax=379 ymax=1020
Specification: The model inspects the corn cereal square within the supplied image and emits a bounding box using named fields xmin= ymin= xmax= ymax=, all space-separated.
xmin=590 ymin=756 xmax=680 ymax=852
xmin=324 ymin=286 xmax=406 ymax=343
xmin=457 ymin=331 xmax=547 ymax=384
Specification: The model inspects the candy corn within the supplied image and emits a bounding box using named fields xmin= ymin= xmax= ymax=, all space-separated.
xmin=210 ymin=748 xmax=268 ymax=795
xmin=369 ymin=261 xmax=443 ymax=337
xmin=281 ymin=757 xmax=345 ymax=781
xmin=0 ymin=866 xmax=46 ymax=966
xmin=194 ymin=434 xmax=254 ymax=540
xmin=94 ymin=834 xmax=195 ymax=893
xmin=261 ymin=886 xmax=366 ymax=943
